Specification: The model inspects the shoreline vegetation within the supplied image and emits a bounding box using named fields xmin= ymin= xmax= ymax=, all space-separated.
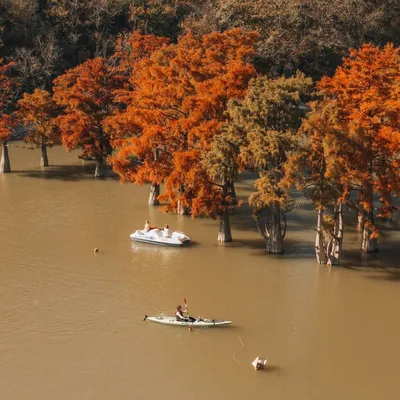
xmin=0 ymin=1 xmax=399 ymax=266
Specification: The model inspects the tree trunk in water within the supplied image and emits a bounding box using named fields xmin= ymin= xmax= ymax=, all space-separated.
xmin=95 ymin=158 xmax=106 ymax=178
xmin=0 ymin=141 xmax=11 ymax=173
xmin=41 ymin=142 xmax=49 ymax=167
xmin=357 ymin=211 xmax=364 ymax=232
xmin=148 ymin=184 xmax=160 ymax=206
xmin=265 ymin=203 xmax=284 ymax=254
xmin=217 ymin=207 xmax=232 ymax=243
xmin=361 ymin=229 xmax=378 ymax=252
xmin=226 ymin=180 xmax=237 ymax=205
xmin=177 ymin=185 xmax=190 ymax=215
xmin=327 ymin=203 xmax=343 ymax=266
xmin=177 ymin=200 xmax=190 ymax=216
xmin=361 ymin=212 xmax=378 ymax=252
xmin=315 ymin=209 xmax=327 ymax=264
xmin=360 ymin=184 xmax=378 ymax=252
xmin=356 ymin=189 xmax=364 ymax=231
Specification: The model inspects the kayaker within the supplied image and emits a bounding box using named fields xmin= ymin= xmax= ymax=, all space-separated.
xmin=175 ymin=305 xmax=195 ymax=322
xmin=144 ymin=220 xmax=151 ymax=232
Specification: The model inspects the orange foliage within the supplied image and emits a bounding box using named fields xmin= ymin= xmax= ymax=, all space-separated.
xmin=108 ymin=29 xmax=258 ymax=216
xmin=318 ymin=43 xmax=400 ymax=217
xmin=0 ymin=60 xmax=18 ymax=142
xmin=111 ymin=31 xmax=169 ymax=85
xmin=53 ymin=57 xmax=122 ymax=161
xmin=16 ymin=89 xmax=61 ymax=147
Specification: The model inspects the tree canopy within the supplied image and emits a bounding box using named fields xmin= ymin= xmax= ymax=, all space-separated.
xmin=108 ymin=28 xmax=258 ymax=217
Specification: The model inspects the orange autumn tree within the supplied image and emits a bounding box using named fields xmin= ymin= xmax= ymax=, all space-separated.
xmin=108 ymin=29 xmax=258 ymax=241
xmin=110 ymin=31 xmax=169 ymax=90
xmin=0 ymin=60 xmax=18 ymax=173
xmin=16 ymin=89 xmax=61 ymax=167
xmin=53 ymin=57 xmax=122 ymax=178
xmin=107 ymin=31 xmax=169 ymax=204
xmin=318 ymin=43 xmax=400 ymax=252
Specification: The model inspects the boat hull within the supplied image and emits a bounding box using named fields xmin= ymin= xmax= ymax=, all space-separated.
xmin=130 ymin=229 xmax=191 ymax=247
xmin=131 ymin=237 xmax=185 ymax=247
xmin=145 ymin=316 xmax=232 ymax=327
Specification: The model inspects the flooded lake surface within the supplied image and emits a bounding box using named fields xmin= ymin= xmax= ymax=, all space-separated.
xmin=0 ymin=144 xmax=399 ymax=399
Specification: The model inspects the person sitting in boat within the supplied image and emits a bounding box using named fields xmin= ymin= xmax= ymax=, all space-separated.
xmin=144 ymin=220 xmax=151 ymax=232
xmin=175 ymin=305 xmax=196 ymax=322
xmin=163 ymin=224 xmax=172 ymax=238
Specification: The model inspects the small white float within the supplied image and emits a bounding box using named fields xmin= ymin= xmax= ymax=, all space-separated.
xmin=252 ymin=356 xmax=267 ymax=370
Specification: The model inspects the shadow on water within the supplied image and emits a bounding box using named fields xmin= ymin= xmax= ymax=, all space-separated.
xmin=229 ymin=201 xmax=317 ymax=233
xmin=338 ymin=243 xmax=400 ymax=282
xmin=223 ymin=237 xmax=315 ymax=259
xmin=366 ymin=271 xmax=400 ymax=282
xmin=16 ymin=164 xmax=119 ymax=182
xmin=341 ymin=244 xmax=400 ymax=269
xmin=264 ymin=364 xmax=282 ymax=374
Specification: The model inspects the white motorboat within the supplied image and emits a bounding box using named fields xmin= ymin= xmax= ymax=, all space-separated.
xmin=130 ymin=228 xmax=191 ymax=247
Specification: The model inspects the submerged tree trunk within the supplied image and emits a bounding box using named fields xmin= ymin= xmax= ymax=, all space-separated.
xmin=327 ymin=203 xmax=343 ymax=266
xmin=361 ymin=183 xmax=378 ymax=252
xmin=218 ymin=181 xmax=232 ymax=243
xmin=177 ymin=200 xmax=190 ymax=216
xmin=361 ymin=210 xmax=378 ymax=252
xmin=217 ymin=207 xmax=232 ymax=243
xmin=357 ymin=211 xmax=364 ymax=232
xmin=361 ymin=226 xmax=378 ymax=252
xmin=256 ymin=203 xmax=286 ymax=254
xmin=356 ymin=189 xmax=364 ymax=231
xmin=177 ymin=185 xmax=191 ymax=215
xmin=315 ymin=208 xmax=327 ymax=264
xmin=315 ymin=204 xmax=344 ymax=266
xmin=41 ymin=142 xmax=49 ymax=167
xmin=95 ymin=157 xmax=106 ymax=178
xmin=0 ymin=141 xmax=11 ymax=173
xmin=148 ymin=184 xmax=160 ymax=206
xmin=148 ymin=149 xmax=160 ymax=205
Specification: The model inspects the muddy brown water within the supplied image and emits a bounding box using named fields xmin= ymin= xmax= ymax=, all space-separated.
xmin=0 ymin=144 xmax=399 ymax=400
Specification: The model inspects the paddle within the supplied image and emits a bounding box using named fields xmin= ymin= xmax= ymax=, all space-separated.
xmin=184 ymin=298 xmax=188 ymax=316
xmin=184 ymin=298 xmax=196 ymax=323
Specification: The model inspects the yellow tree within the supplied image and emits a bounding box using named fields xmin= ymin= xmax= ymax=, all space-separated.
xmin=16 ymin=89 xmax=61 ymax=167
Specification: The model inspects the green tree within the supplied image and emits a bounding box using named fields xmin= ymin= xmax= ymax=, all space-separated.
xmin=228 ymin=72 xmax=313 ymax=253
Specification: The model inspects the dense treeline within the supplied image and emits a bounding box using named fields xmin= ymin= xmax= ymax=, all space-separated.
xmin=1 ymin=0 xmax=400 ymax=91
xmin=0 ymin=1 xmax=399 ymax=265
